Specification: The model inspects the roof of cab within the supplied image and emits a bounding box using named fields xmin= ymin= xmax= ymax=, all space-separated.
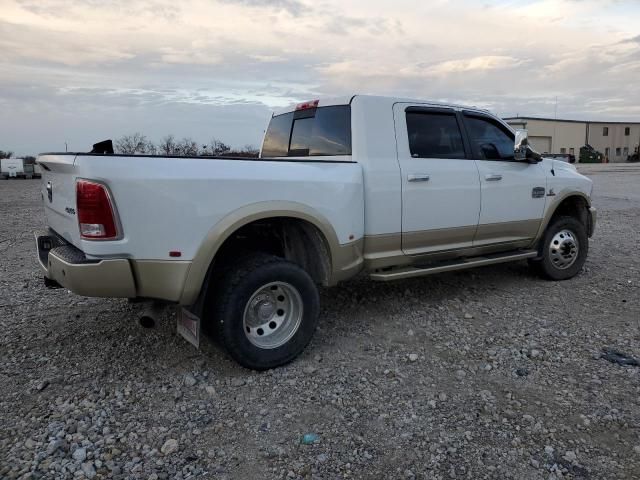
xmin=271 ymin=94 xmax=490 ymax=116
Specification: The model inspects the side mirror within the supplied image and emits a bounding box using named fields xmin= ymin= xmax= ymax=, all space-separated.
xmin=514 ymin=129 xmax=542 ymax=163
xmin=514 ymin=129 xmax=528 ymax=161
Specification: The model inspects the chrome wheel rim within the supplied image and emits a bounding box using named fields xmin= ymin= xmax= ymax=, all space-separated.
xmin=549 ymin=229 xmax=579 ymax=270
xmin=242 ymin=281 xmax=303 ymax=349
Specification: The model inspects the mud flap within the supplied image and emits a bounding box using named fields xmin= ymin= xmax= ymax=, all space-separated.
xmin=177 ymin=307 xmax=200 ymax=348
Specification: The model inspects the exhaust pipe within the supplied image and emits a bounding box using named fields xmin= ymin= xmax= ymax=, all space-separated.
xmin=139 ymin=301 xmax=165 ymax=328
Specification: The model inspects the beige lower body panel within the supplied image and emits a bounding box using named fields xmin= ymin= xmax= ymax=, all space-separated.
xmin=45 ymin=253 xmax=137 ymax=298
xmin=363 ymin=219 xmax=541 ymax=271
xmin=43 ymin=254 xmax=192 ymax=301
xmin=473 ymin=219 xmax=541 ymax=246
xmin=131 ymin=260 xmax=192 ymax=302
xmin=402 ymin=225 xmax=477 ymax=256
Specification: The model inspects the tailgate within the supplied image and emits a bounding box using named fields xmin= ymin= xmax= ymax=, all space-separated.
xmin=37 ymin=154 xmax=83 ymax=248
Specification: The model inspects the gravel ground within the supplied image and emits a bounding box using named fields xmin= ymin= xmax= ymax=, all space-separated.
xmin=1 ymin=164 xmax=639 ymax=479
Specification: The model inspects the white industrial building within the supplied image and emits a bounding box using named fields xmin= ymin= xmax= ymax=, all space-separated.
xmin=504 ymin=117 xmax=640 ymax=162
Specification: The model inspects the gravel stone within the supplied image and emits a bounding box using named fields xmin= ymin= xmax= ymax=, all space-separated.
xmin=81 ymin=461 xmax=96 ymax=479
xmin=72 ymin=447 xmax=87 ymax=462
xmin=564 ymin=450 xmax=577 ymax=462
xmin=161 ymin=439 xmax=179 ymax=455
xmin=205 ymin=385 xmax=216 ymax=395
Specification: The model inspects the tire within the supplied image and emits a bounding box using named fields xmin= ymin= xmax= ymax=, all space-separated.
xmin=209 ymin=253 xmax=320 ymax=370
xmin=530 ymin=215 xmax=588 ymax=280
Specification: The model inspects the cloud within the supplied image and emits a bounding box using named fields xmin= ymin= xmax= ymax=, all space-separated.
xmin=157 ymin=47 xmax=222 ymax=66
xmin=1 ymin=0 xmax=640 ymax=155
xmin=426 ymin=56 xmax=530 ymax=75
xmin=217 ymin=0 xmax=307 ymax=16
xmin=623 ymin=34 xmax=640 ymax=44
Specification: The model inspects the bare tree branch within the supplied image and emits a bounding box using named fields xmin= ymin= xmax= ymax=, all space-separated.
xmin=115 ymin=133 xmax=148 ymax=155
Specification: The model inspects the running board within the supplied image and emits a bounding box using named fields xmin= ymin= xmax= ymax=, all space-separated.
xmin=369 ymin=250 xmax=538 ymax=282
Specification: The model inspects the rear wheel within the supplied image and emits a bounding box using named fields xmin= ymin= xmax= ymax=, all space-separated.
xmin=209 ymin=253 xmax=320 ymax=370
xmin=530 ymin=215 xmax=588 ymax=280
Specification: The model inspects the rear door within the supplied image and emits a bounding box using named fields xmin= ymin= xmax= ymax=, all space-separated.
xmin=393 ymin=104 xmax=481 ymax=255
xmin=37 ymin=154 xmax=82 ymax=246
xmin=461 ymin=111 xmax=546 ymax=246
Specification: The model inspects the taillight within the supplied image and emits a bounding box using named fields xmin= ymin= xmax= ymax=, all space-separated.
xmin=76 ymin=179 xmax=119 ymax=239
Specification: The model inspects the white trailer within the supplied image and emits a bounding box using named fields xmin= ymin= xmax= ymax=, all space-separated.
xmin=1 ymin=158 xmax=25 ymax=179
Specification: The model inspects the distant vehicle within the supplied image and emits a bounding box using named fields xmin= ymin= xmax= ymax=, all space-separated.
xmin=33 ymin=164 xmax=43 ymax=178
xmin=23 ymin=164 xmax=35 ymax=179
xmin=579 ymin=145 xmax=603 ymax=164
xmin=1 ymin=158 xmax=25 ymax=179
xmin=35 ymin=95 xmax=596 ymax=370
xmin=544 ymin=153 xmax=576 ymax=164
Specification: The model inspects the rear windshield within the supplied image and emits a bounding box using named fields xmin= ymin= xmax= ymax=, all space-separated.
xmin=261 ymin=105 xmax=351 ymax=157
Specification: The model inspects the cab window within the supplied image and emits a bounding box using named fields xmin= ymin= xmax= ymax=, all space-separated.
xmin=405 ymin=110 xmax=466 ymax=159
xmin=463 ymin=113 xmax=515 ymax=161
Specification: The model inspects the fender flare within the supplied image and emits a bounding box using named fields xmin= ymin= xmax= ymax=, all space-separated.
xmin=179 ymin=201 xmax=342 ymax=305
xmin=533 ymin=190 xmax=591 ymax=243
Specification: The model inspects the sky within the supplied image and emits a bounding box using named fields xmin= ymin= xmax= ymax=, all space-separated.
xmin=1 ymin=0 xmax=639 ymax=155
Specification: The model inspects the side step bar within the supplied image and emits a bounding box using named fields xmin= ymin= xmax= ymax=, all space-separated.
xmin=369 ymin=250 xmax=538 ymax=282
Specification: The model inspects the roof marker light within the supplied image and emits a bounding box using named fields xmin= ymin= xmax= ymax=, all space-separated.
xmin=295 ymin=99 xmax=319 ymax=111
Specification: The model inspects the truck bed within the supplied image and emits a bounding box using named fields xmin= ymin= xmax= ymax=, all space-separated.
xmin=37 ymin=152 xmax=364 ymax=262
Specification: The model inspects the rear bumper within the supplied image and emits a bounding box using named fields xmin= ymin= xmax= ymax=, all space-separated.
xmin=588 ymin=207 xmax=597 ymax=237
xmin=35 ymin=231 xmax=136 ymax=298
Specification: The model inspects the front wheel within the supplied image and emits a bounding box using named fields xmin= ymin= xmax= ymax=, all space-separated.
xmin=530 ymin=215 xmax=588 ymax=280
xmin=210 ymin=253 xmax=320 ymax=370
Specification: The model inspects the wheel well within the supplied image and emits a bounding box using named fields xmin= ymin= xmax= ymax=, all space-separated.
xmin=211 ymin=217 xmax=332 ymax=286
xmin=550 ymin=195 xmax=588 ymax=227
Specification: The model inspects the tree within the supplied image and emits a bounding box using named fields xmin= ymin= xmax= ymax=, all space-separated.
xmin=175 ymin=137 xmax=199 ymax=156
xmin=158 ymin=135 xmax=178 ymax=155
xmin=210 ymin=138 xmax=231 ymax=156
xmin=145 ymin=141 xmax=157 ymax=155
xmin=23 ymin=156 xmax=36 ymax=165
xmin=243 ymin=144 xmax=259 ymax=157
xmin=0 ymin=150 xmax=13 ymax=159
xmin=227 ymin=144 xmax=259 ymax=158
xmin=115 ymin=133 xmax=148 ymax=154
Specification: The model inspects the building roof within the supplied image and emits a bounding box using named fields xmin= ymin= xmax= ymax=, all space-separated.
xmin=504 ymin=116 xmax=640 ymax=126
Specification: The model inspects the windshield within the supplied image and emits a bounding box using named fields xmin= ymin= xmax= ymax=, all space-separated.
xmin=261 ymin=105 xmax=351 ymax=157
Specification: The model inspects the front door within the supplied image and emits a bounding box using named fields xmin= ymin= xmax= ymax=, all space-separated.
xmin=393 ymin=104 xmax=481 ymax=255
xmin=461 ymin=111 xmax=547 ymax=246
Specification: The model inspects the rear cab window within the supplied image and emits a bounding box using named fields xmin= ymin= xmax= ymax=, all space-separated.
xmin=261 ymin=105 xmax=351 ymax=158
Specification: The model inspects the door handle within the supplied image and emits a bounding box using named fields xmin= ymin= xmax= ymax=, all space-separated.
xmin=485 ymin=174 xmax=502 ymax=181
xmin=408 ymin=174 xmax=430 ymax=182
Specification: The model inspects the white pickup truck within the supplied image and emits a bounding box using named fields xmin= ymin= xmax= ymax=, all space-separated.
xmin=35 ymin=95 xmax=596 ymax=369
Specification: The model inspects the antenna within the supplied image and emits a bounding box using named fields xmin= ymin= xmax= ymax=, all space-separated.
xmin=552 ymin=96 xmax=558 ymax=153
